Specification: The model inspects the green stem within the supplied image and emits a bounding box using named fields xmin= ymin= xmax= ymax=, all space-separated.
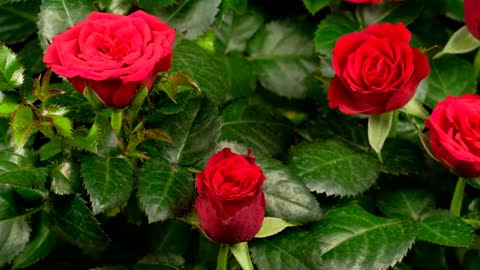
xmin=217 ymin=244 xmax=230 ymax=270
xmin=450 ymin=177 xmax=467 ymax=216
xmin=111 ymin=109 xmax=123 ymax=137
xmin=390 ymin=110 xmax=399 ymax=138
xmin=462 ymin=218 xmax=480 ymax=226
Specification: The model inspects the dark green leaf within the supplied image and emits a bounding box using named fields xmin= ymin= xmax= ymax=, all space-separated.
xmin=357 ymin=1 xmax=423 ymax=26
xmin=302 ymin=0 xmax=330 ymax=15
xmin=0 ymin=186 xmax=17 ymax=221
xmin=257 ymin=157 xmax=321 ymax=224
xmin=136 ymin=254 xmax=186 ymax=270
xmin=376 ymin=188 xmax=435 ymax=220
xmin=81 ymin=155 xmax=133 ymax=214
xmin=312 ymin=205 xmax=416 ymax=270
xmin=0 ymin=218 xmax=30 ymax=267
xmin=220 ymin=0 xmax=247 ymax=13
xmin=136 ymin=0 xmax=177 ymax=8
xmin=95 ymin=112 xmax=119 ymax=156
xmin=137 ymin=158 xmax=194 ymax=223
xmin=169 ymin=40 xmax=228 ymax=104
xmin=0 ymin=44 xmax=25 ymax=91
xmin=66 ymin=124 xmax=98 ymax=153
xmin=289 ymin=140 xmax=380 ymax=197
xmin=445 ymin=0 xmax=464 ymax=21
xmin=219 ymin=100 xmax=293 ymax=157
xmin=50 ymin=160 xmax=81 ymax=195
xmin=46 ymin=83 xmax=95 ymax=122
xmin=314 ymin=13 xmax=359 ymax=55
xmin=417 ymin=210 xmax=474 ymax=247
xmin=248 ymin=20 xmax=316 ymax=98
xmin=224 ymin=53 xmax=256 ymax=100
xmin=38 ymin=0 xmax=95 ymax=49
xmin=425 ymin=55 xmax=476 ymax=108
xmin=11 ymin=105 xmax=34 ymax=150
xmin=46 ymin=196 xmax=110 ymax=251
xmin=250 ymin=228 xmax=322 ymax=270
xmin=39 ymin=140 xmax=62 ymax=161
xmin=150 ymin=0 xmax=221 ymax=40
xmin=381 ymin=139 xmax=424 ymax=175
xmin=0 ymin=161 xmax=46 ymax=187
xmin=0 ymin=0 xmax=39 ymax=44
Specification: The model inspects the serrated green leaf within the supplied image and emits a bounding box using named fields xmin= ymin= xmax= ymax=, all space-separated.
xmin=0 ymin=218 xmax=30 ymax=267
xmin=230 ymin=242 xmax=253 ymax=270
xmin=81 ymin=155 xmax=133 ymax=214
xmin=12 ymin=216 xmax=57 ymax=269
xmin=52 ymin=115 xmax=72 ymax=138
xmin=435 ymin=26 xmax=480 ymax=58
xmin=137 ymin=158 xmax=194 ymax=223
xmin=289 ymin=140 xmax=380 ymax=197
xmin=144 ymin=98 xmax=220 ymax=165
xmin=150 ymin=0 xmax=221 ymax=40
xmin=257 ymin=157 xmax=321 ymax=223
xmin=66 ymin=124 xmax=98 ymax=153
xmin=46 ymin=196 xmax=110 ymax=251
xmin=312 ymin=205 xmax=416 ymax=270
xmin=11 ymin=105 xmax=34 ymax=150
xmin=381 ymin=139 xmax=424 ymax=175
xmin=219 ymin=100 xmax=293 ymax=157
xmin=368 ymin=111 xmax=393 ymax=158
xmin=38 ymin=0 xmax=95 ymax=50
xmin=46 ymin=83 xmax=95 ymax=122
xmin=314 ymin=13 xmax=359 ymax=55
xmin=39 ymin=140 xmax=62 ymax=161
xmin=303 ymin=0 xmax=330 ymax=15
xmin=0 ymin=161 xmax=46 ymax=187
xmin=357 ymin=1 xmax=423 ymax=26
xmin=250 ymin=228 xmax=322 ymax=270
xmin=214 ymin=9 xmax=263 ymax=54
xmin=169 ymin=40 xmax=228 ymax=104
xmin=0 ymin=102 xmax=19 ymax=116
xmin=50 ymin=160 xmax=80 ymax=195
xmin=0 ymin=186 xmax=17 ymax=221
xmin=95 ymin=113 xmax=119 ymax=156
xmin=0 ymin=44 xmax=25 ymax=91
xmin=0 ymin=0 xmax=39 ymax=44
xmin=377 ymin=188 xmax=435 ymax=220
xmin=425 ymin=55 xmax=476 ymax=108
xmin=255 ymin=217 xmax=298 ymax=238
xmin=248 ymin=20 xmax=316 ymax=98
xmin=417 ymin=210 xmax=474 ymax=247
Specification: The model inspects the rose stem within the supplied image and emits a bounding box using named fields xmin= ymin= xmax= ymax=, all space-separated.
xmin=450 ymin=177 xmax=467 ymax=217
xmin=216 ymin=244 xmax=230 ymax=270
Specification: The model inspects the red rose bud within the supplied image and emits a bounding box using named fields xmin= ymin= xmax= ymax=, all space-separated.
xmin=195 ymin=148 xmax=266 ymax=244
xmin=328 ymin=22 xmax=430 ymax=115
xmin=465 ymin=0 xmax=480 ymax=40
xmin=425 ymin=94 xmax=480 ymax=178
xmin=43 ymin=11 xmax=175 ymax=108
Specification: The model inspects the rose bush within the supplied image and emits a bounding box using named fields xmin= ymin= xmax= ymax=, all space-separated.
xmin=43 ymin=10 xmax=175 ymax=108
xmin=425 ymin=94 xmax=480 ymax=177
xmin=328 ymin=22 xmax=430 ymax=115
xmin=195 ymin=148 xmax=266 ymax=244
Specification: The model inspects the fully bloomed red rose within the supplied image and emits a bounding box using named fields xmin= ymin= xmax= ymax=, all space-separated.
xmin=328 ymin=23 xmax=430 ymax=115
xmin=43 ymin=11 xmax=175 ymax=108
xmin=425 ymin=94 xmax=480 ymax=178
xmin=195 ymin=148 xmax=266 ymax=244
xmin=465 ymin=0 xmax=480 ymax=40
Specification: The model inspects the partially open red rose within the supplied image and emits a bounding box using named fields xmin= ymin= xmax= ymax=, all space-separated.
xmin=328 ymin=22 xmax=430 ymax=115
xmin=195 ymin=148 xmax=266 ymax=244
xmin=43 ymin=11 xmax=175 ymax=108
xmin=465 ymin=0 xmax=480 ymax=40
xmin=425 ymin=94 xmax=480 ymax=178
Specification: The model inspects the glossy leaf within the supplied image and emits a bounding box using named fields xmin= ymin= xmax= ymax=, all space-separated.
xmin=314 ymin=13 xmax=359 ymax=55
xmin=50 ymin=160 xmax=81 ymax=195
xmin=11 ymin=105 xmax=34 ymax=150
xmin=0 ymin=44 xmax=25 ymax=91
xmin=357 ymin=1 xmax=423 ymax=26
xmin=0 ymin=161 xmax=46 ymax=187
xmin=381 ymin=139 xmax=424 ymax=175
xmin=0 ymin=219 xmax=30 ymax=267
xmin=417 ymin=210 xmax=474 ymax=247
xmin=376 ymin=188 xmax=435 ymax=220
xmin=303 ymin=0 xmax=330 ymax=15
xmin=0 ymin=0 xmax=39 ymax=44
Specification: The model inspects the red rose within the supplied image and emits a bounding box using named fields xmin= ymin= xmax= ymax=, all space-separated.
xmin=43 ymin=11 xmax=175 ymax=108
xmin=328 ymin=22 xmax=430 ymax=115
xmin=465 ymin=0 xmax=480 ymax=40
xmin=195 ymin=148 xmax=266 ymax=244
xmin=425 ymin=94 xmax=480 ymax=178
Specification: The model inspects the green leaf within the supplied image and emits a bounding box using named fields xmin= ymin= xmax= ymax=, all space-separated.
xmin=381 ymin=139 xmax=424 ymax=175
xmin=96 ymin=0 xmax=132 ymax=14
xmin=46 ymin=196 xmax=110 ymax=251
xmin=248 ymin=20 xmax=316 ymax=98
xmin=0 ymin=186 xmax=17 ymax=221
xmin=137 ymin=157 xmax=195 ymax=223
xmin=38 ymin=0 xmax=95 ymax=50
xmin=219 ymin=100 xmax=293 ymax=157
xmin=150 ymin=0 xmax=221 ymax=40
xmin=376 ymin=188 xmax=435 ymax=220
xmin=52 ymin=115 xmax=72 ymax=138
xmin=435 ymin=26 xmax=480 ymax=58
xmin=257 ymin=157 xmax=322 ymax=223
xmin=368 ymin=111 xmax=393 ymax=159
xmin=400 ymin=98 xmax=429 ymax=120
xmin=0 ymin=219 xmax=30 ymax=267
xmin=250 ymin=228 xmax=322 ymax=270
xmin=445 ymin=0 xmax=464 ymax=22
xmin=94 ymin=112 xmax=119 ymax=156
xmin=230 ymin=242 xmax=253 ymax=270
xmin=0 ymin=0 xmax=39 ymax=44
xmin=0 ymin=161 xmax=46 ymax=187
xmin=312 ymin=205 xmax=416 ymax=270
xmin=81 ymin=155 xmax=133 ymax=214
xmin=425 ymin=55 xmax=476 ymax=108
xmin=66 ymin=124 xmax=98 ymax=153
xmin=214 ymin=9 xmax=264 ymax=54
xmin=220 ymin=0 xmax=247 ymax=13
xmin=39 ymin=140 xmax=62 ymax=161
xmin=136 ymin=0 xmax=176 ymax=9
xmin=50 ymin=160 xmax=81 ymax=195
xmin=0 ymin=44 xmax=25 ymax=91
xmin=302 ymin=0 xmax=330 ymax=15
xmin=289 ymin=140 xmax=380 ymax=197
xmin=417 ymin=210 xmax=474 ymax=247
xmin=11 ymin=105 xmax=34 ymax=150
xmin=12 ymin=216 xmax=57 ymax=269
xmin=0 ymin=102 xmax=19 ymax=117
xmin=46 ymin=83 xmax=95 ymax=122
xmin=255 ymin=217 xmax=298 ymax=238
xmin=224 ymin=53 xmax=256 ymax=100
xmin=314 ymin=13 xmax=359 ymax=55
xmin=169 ymin=40 xmax=228 ymax=104
xmin=357 ymin=1 xmax=423 ymax=26
xmin=144 ymin=98 xmax=220 ymax=165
